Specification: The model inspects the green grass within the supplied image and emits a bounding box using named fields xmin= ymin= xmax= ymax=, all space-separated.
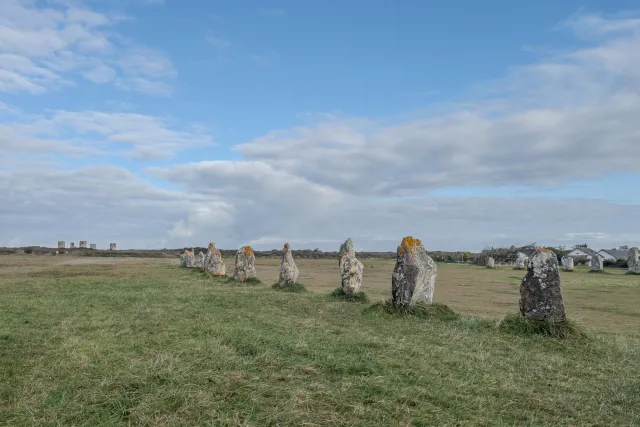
xmin=367 ymin=299 xmax=459 ymax=321
xmin=1 ymin=261 xmax=639 ymax=426
xmin=271 ymin=282 xmax=308 ymax=293
xmin=328 ymin=287 xmax=370 ymax=303
xmin=497 ymin=314 xmax=587 ymax=340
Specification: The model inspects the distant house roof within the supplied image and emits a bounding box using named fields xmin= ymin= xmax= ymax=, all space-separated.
xmin=569 ymin=247 xmax=599 ymax=257
xmin=599 ymin=249 xmax=629 ymax=259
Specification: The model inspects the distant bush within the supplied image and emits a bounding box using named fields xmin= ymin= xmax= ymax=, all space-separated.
xmin=604 ymin=259 xmax=628 ymax=268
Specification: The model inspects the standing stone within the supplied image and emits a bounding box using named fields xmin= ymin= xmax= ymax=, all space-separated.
xmin=197 ymin=251 xmax=206 ymax=269
xmin=561 ymin=255 xmax=574 ymax=272
xmin=234 ymin=246 xmax=256 ymax=281
xmin=180 ymin=249 xmax=196 ymax=268
xmin=486 ymin=257 xmax=495 ymax=268
xmin=339 ymin=238 xmax=364 ymax=294
xmin=392 ymin=236 xmax=438 ymax=307
xmin=514 ymin=257 xmax=526 ymax=270
xmin=279 ymin=243 xmax=299 ymax=285
xmin=519 ymin=248 xmax=566 ymax=322
xmin=179 ymin=251 xmax=187 ymax=267
xmin=204 ymin=242 xmax=226 ymax=276
xmin=590 ymin=254 xmax=604 ymax=272
xmin=628 ymin=247 xmax=640 ymax=274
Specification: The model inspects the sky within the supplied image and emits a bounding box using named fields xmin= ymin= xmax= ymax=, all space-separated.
xmin=1 ymin=0 xmax=640 ymax=252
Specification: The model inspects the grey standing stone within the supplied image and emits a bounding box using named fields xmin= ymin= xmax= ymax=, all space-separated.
xmin=514 ymin=257 xmax=526 ymax=270
xmin=628 ymin=247 xmax=640 ymax=274
xmin=486 ymin=257 xmax=495 ymax=268
xmin=279 ymin=243 xmax=299 ymax=285
xmin=197 ymin=251 xmax=206 ymax=268
xmin=519 ymin=248 xmax=566 ymax=322
xmin=590 ymin=254 xmax=604 ymax=272
xmin=234 ymin=246 xmax=256 ymax=281
xmin=204 ymin=242 xmax=226 ymax=276
xmin=561 ymin=255 xmax=574 ymax=272
xmin=339 ymin=238 xmax=364 ymax=294
xmin=180 ymin=248 xmax=195 ymax=268
xmin=392 ymin=236 xmax=437 ymax=307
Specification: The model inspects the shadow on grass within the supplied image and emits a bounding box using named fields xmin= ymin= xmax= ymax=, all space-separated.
xmin=625 ymin=271 xmax=640 ymax=275
xmin=497 ymin=314 xmax=587 ymax=340
xmin=271 ymin=282 xmax=308 ymax=293
xmin=328 ymin=287 xmax=369 ymax=303
xmin=365 ymin=300 xmax=459 ymax=321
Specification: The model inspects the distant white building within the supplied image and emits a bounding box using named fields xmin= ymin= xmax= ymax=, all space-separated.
xmin=566 ymin=247 xmax=599 ymax=258
xmin=597 ymin=249 xmax=629 ymax=261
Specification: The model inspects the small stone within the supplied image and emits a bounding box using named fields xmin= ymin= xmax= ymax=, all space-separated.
xmin=392 ymin=236 xmax=437 ymax=307
xmin=339 ymin=238 xmax=364 ymax=294
xmin=279 ymin=243 xmax=299 ymax=285
xmin=197 ymin=251 xmax=206 ymax=268
xmin=561 ymin=255 xmax=574 ymax=271
xmin=514 ymin=257 xmax=526 ymax=270
xmin=203 ymin=242 xmax=226 ymax=276
xmin=590 ymin=254 xmax=603 ymax=272
xmin=234 ymin=246 xmax=256 ymax=281
xmin=628 ymin=247 xmax=640 ymax=274
xmin=486 ymin=257 xmax=495 ymax=268
xmin=519 ymin=248 xmax=566 ymax=322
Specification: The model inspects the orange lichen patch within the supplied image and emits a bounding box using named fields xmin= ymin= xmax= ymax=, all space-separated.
xmin=399 ymin=236 xmax=423 ymax=255
xmin=214 ymin=272 xmax=221 ymax=276
xmin=284 ymin=242 xmax=290 ymax=249
xmin=539 ymin=247 xmax=549 ymax=252
xmin=243 ymin=246 xmax=254 ymax=257
xmin=208 ymin=242 xmax=215 ymax=250
xmin=242 ymin=276 xmax=246 ymax=281
xmin=184 ymin=249 xmax=193 ymax=256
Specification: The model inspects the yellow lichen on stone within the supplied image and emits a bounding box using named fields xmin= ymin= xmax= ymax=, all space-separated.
xmin=214 ymin=272 xmax=221 ymax=276
xmin=208 ymin=242 xmax=215 ymax=250
xmin=400 ymin=236 xmax=423 ymax=255
xmin=284 ymin=242 xmax=290 ymax=249
xmin=540 ymin=247 xmax=549 ymax=252
xmin=243 ymin=246 xmax=254 ymax=257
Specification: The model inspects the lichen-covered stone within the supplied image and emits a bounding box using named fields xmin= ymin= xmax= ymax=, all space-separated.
xmin=514 ymin=257 xmax=526 ymax=270
xmin=590 ymin=255 xmax=603 ymax=271
xmin=628 ymin=247 xmax=640 ymax=274
xmin=180 ymin=248 xmax=196 ymax=268
xmin=197 ymin=251 xmax=205 ymax=268
xmin=279 ymin=243 xmax=299 ymax=285
xmin=234 ymin=246 xmax=256 ymax=281
xmin=339 ymin=238 xmax=364 ymax=294
xmin=486 ymin=257 xmax=495 ymax=268
xmin=561 ymin=255 xmax=574 ymax=271
xmin=519 ymin=248 xmax=566 ymax=322
xmin=204 ymin=242 xmax=226 ymax=276
xmin=392 ymin=236 xmax=437 ymax=307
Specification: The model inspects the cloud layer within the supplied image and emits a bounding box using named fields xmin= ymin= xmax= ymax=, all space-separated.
xmin=2 ymin=8 xmax=640 ymax=251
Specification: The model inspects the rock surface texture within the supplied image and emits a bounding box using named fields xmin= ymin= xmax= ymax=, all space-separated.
xmin=486 ymin=257 xmax=495 ymax=268
xmin=338 ymin=238 xmax=364 ymax=294
xmin=514 ymin=257 xmax=526 ymax=270
xmin=519 ymin=248 xmax=566 ymax=322
xmin=590 ymin=255 xmax=604 ymax=272
xmin=197 ymin=251 xmax=205 ymax=268
xmin=180 ymin=249 xmax=196 ymax=268
xmin=234 ymin=246 xmax=257 ymax=281
xmin=279 ymin=243 xmax=299 ymax=285
xmin=203 ymin=242 xmax=226 ymax=276
xmin=561 ymin=255 xmax=574 ymax=272
xmin=628 ymin=247 xmax=640 ymax=274
xmin=391 ymin=236 xmax=438 ymax=307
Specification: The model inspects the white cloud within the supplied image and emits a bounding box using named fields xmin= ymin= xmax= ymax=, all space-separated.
xmin=0 ymin=0 xmax=176 ymax=95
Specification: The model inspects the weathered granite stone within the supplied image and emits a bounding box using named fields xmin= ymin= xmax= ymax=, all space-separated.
xmin=234 ymin=246 xmax=256 ymax=281
xmin=182 ymin=249 xmax=196 ymax=268
xmin=486 ymin=257 xmax=495 ymax=268
xmin=590 ymin=254 xmax=603 ymax=272
xmin=561 ymin=255 xmax=574 ymax=271
xmin=339 ymin=238 xmax=364 ymax=294
xmin=628 ymin=247 xmax=640 ymax=274
xmin=197 ymin=251 xmax=206 ymax=268
xmin=514 ymin=257 xmax=526 ymax=270
xmin=203 ymin=242 xmax=226 ymax=276
xmin=519 ymin=248 xmax=566 ymax=322
xmin=279 ymin=243 xmax=299 ymax=285
xmin=392 ymin=236 xmax=437 ymax=307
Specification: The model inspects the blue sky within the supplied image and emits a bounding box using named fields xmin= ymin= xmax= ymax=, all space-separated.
xmin=1 ymin=0 xmax=640 ymax=251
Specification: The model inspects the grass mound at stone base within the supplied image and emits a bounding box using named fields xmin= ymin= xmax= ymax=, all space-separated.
xmin=497 ymin=314 xmax=587 ymax=340
xmin=271 ymin=282 xmax=307 ymax=293
xmin=328 ymin=287 xmax=369 ymax=303
xmin=367 ymin=300 xmax=459 ymax=320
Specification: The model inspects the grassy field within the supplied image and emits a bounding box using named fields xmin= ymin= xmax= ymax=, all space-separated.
xmin=1 ymin=255 xmax=639 ymax=426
